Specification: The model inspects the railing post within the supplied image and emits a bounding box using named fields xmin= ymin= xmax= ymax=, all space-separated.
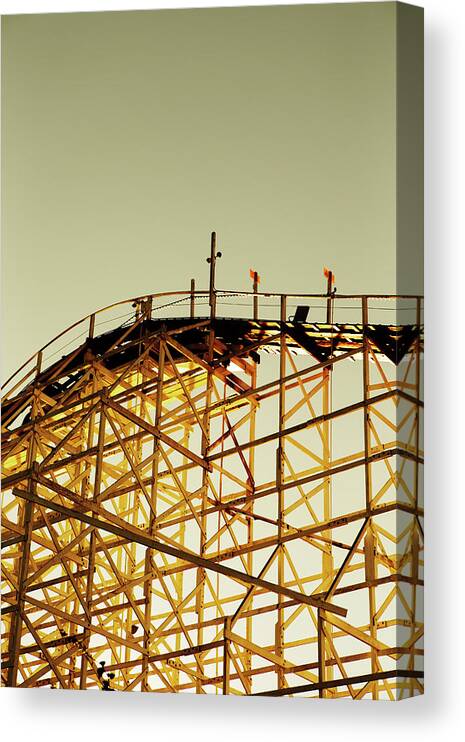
xmin=250 ymin=269 xmax=260 ymax=320
xmin=326 ymin=270 xmax=334 ymax=323
xmin=190 ymin=279 xmax=195 ymax=318
xmin=207 ymin=231 xmax=221 ymax=321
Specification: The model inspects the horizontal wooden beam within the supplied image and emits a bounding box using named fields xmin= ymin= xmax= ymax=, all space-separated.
xmin=253 ymin=669 xmax=424 ymax=697
xmin=207 ymin=389 xmax=422 ymax=463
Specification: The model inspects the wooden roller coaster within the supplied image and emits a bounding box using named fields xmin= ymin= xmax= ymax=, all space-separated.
xmin=1 ymin=234 xmax=423 ymax=699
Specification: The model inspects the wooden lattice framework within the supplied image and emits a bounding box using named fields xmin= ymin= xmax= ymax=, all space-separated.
xmin=1 ymin=240 xmax=423 ymax=699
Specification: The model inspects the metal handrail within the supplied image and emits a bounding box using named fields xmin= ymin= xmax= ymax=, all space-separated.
xmin=1 ymin=288 xmax=423 ymax=397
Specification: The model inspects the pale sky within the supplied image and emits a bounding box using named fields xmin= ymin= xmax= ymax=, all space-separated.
xmin=2 ymin=3 xmax=422 ymax=378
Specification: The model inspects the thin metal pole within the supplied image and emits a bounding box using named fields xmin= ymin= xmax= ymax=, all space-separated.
xmin=208 ymin=231 xmax=218 ymax=320
xmin=190 ymin=279 xmax=195 ymax=318
xmin=89 ymin=314 xmax=95 ymax=339
xmin=250 ymin=270 xmax=259 ymax=320
xmin=326 ymin=271 xmax=333 ymax=323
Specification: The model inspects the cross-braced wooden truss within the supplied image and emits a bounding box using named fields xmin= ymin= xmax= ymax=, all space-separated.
xmin=1 ymin=276 xmax=424 ymax=699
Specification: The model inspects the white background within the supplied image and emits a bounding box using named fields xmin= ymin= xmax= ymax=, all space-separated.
xmin=0 ymin=1 xmax=463 ymax=741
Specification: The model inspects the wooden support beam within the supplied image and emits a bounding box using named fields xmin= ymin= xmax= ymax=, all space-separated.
xmin=11 ymin=486 xmax=347 ymax=616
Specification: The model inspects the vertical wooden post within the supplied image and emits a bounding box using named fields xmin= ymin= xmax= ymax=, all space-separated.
xmin=362 ymin=296 xmax=372 ymax=512
xmin=250 ymin=270 xmax=260 ymax=320
xmin=196 ymin=231 xmax=220 ymax=692
xmin=80 ymin=394 xmax=106 ymax=689
xmin=364 ymin=524 xmax=378 ymax=698
xmin=408 ymin=297 xmax=422 ymax=694
xmin=141 ymin=339 xmax=165 ymax=690
xmin=7 ymin=476 xmax=35 ymax=686
xmin=7 ymin=354 xmax=42 ymax=687
xmin=321 ymin=361 xmax=333 ymax=695
xmin=144 ymin=296 xmax=153 ymax=320
xmin=246 ymin=361 xmax=257 ymax=672
xmin=414 ymin=297 xmax=421 ymax=507
xmin=223 ymin=616 xmax=231 ymax=695
xmin=361 ymin=296 xmax=377 ymax=697
xmin=275 ymin=294 xmax=286 ymax=690
xmin=78 ymin=362 xmax=97 ymax=687
xmin=317 ymin=608 xmax=325 ymax=698
xmin=408 ymin=526 xmax=420 ymax=691
xmin=363 ymin=523 xmax=378 ymax=699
